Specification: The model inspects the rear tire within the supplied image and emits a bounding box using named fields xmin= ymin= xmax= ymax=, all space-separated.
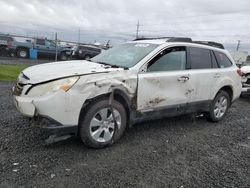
xmin=17 ymin=48 xmax=28 ymax=58
xmin=206 ymin=90 xmax=230 ymax=122
xmin=79 ymin=99 xmax=127 ymax=148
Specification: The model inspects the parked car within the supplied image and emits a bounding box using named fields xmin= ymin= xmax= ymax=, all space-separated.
xmin=72 ymin=45 xmax=103 ymax=60
xmin=13 ymin=37 xmax=242 ymax=148
xmin=13 ymin=38 xmax=72 ymax=60
xmin=241 ymin=56 xmax=250 ymax=94
xmin=0 ymin=34 xmax=15 ymax=57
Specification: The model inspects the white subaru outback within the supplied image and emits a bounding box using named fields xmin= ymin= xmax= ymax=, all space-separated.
xmin=13 ymin=37 xmax=242 ymax=148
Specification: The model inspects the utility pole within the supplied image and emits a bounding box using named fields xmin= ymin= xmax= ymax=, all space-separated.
xmin=55 ymin=32 xmax=58 ymax=61
xmin=236 ymin=40 xmax=241 ymax=51
xmin=136 ymin=20 xmax=140 ymax=39
xmin=78 ymin=28 xmax=80 ymax=44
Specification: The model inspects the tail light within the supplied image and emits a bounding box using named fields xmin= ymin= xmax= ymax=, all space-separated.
xmin=237 ymin=69 xmax=242 ymax=76
xmin=7 ymin=40 xmax=13 ymax=48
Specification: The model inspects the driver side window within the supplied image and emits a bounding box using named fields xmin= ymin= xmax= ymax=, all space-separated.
xmin=147 ymin=47 xmax=186 ymax=72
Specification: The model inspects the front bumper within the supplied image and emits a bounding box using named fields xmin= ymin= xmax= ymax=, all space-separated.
xmin=13 ymin=96 xmax=35 ymax=117
xmin=13 ymin=88 xmax=86 ymax=126
xmin=30 ymin=116 xmax=78 ymax=135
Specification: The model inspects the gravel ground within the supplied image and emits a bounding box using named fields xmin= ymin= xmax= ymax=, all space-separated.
xmin=1 ymin=81 xmax=250 ymax=188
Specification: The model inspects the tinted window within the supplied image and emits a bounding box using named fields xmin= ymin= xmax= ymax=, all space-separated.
xmin=214 ymin=51 xmax=232 ymax=68
xmin=210 ymin=51 xmax=219 ymax=68
xmin=189 ymin=47 xmax=212 ymax=69
xmin=147 ymin=47 xmax=186 ymax=72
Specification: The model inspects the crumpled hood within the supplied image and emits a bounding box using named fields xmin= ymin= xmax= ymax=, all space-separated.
xmin=20 ymin=60 xmax=122 ymax=84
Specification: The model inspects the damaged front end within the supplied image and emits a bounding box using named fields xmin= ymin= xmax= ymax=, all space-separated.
xmin=13 ymin=65 xmax=138 ymax=144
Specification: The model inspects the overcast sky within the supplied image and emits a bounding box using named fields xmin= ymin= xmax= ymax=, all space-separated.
xmin=0 ymin=0 xmax=250 ymax=51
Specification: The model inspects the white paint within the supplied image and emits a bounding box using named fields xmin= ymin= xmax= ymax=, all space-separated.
xmin=13 ymin=41 xmax=242 ymax=126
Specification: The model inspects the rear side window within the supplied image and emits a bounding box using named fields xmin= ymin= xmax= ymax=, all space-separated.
xmin=210 ymin=51 xmax=219 ymax=68
xmin=214 ymin=51 xmax=232 ymax=68
xmin=189 ymin=47 xmax=212 ymax=69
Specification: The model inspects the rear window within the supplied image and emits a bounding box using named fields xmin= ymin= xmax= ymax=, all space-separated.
xmin=214 ymin=51 xmax=232 ymax=68
xmin=189 ymin=47 xmax=212 ymax=69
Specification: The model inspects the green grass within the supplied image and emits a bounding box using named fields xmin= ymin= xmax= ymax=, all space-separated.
xmin=0 ymin=64 xmax=29 ymax=81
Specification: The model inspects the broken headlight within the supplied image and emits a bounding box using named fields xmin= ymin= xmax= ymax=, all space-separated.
xmin=27 ymin=76 xmax=79 ymax=97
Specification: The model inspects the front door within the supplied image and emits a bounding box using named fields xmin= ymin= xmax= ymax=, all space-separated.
xmin=137 ymin=46 xmax=193 ymax=112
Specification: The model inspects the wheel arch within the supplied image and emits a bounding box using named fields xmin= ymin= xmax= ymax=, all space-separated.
xmin=216 ymin=85 xmax=233 ymax=103
xmin=78 ymin=88 xmax=132 ymax=134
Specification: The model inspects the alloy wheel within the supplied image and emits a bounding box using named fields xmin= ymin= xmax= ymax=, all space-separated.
xmin=214 ymin=96 xmax=228 ymax=118
xmin=89 ymin=108 xmax=121 ymax=143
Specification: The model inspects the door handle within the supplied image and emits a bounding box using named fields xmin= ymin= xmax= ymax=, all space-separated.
xmin=178 ymin=76 xmax=189 ymax=82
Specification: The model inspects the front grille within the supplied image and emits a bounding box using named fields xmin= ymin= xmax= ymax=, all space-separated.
xmin=12 ymin=82 xmax=23 ymax=96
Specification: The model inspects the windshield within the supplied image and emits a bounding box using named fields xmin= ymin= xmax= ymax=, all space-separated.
xmin=91 ymin=43 xmax=159 ymax=68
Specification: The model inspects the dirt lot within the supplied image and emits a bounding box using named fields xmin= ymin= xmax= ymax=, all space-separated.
xmin=1 ymin=82 xmax=250 ymax=188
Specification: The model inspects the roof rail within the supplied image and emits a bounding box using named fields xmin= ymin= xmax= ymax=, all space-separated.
xmin=134 ymin=37 xmax=192 ymax=43
xmin=167 ymin=37 xmax=192 ymax=42
xmin=134 ymin=37 xmax=171 ymax=41
xmin=134 ymin=37 xmax=224 ymax=49
xmin=193 ymin=41 xmax=224 ymax=49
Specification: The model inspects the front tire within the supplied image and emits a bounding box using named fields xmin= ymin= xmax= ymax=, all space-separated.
xmin=79 ymin=99 xmax=127 ymax=148
xmin=206 ymin=91 xmax=230 ymax=122
xmin=59 ymin=52 xmax=67 ymax=61
xmin=84 ymin=55 xmax=91 ymax=60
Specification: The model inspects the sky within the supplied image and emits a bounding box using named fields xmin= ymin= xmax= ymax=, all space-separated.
xmin=0 ymin=0 xmax=250 ymax=52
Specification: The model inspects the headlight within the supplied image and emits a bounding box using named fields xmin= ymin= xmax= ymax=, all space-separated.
xmin=28 ymin=76 xmax=79 ymax=97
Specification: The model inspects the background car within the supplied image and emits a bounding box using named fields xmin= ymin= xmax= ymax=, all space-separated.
xmin=71 ymin=45 xmax=104 ymax=60
xmin=241 ymin=55 xmax=250 ymax=94
xmin=0 ymin=34 xmax=15 ymax=57
xmin=14 ymin=38 xmax=72 ymax=60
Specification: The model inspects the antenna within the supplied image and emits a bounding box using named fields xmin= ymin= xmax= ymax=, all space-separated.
xmin=236 ymin=40 xmax=241 ymax=51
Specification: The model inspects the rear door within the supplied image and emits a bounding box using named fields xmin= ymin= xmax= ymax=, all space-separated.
xmin=186 ymin=47 xmax=220 ymax=104
xmin=137 ymin=46 xmax=194 ymax=112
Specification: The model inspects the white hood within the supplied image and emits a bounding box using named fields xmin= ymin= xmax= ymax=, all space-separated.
xmin=20 ymin=60 xmax=122 ymax=84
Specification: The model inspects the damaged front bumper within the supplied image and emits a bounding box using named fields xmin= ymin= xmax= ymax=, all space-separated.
xmin=13 ymin=94 xmax=79 ymax=144
xmin=13 ymin=90 xmax=81 ymax=139
xmin=30 ymin=116 xmax=78 ymax=135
